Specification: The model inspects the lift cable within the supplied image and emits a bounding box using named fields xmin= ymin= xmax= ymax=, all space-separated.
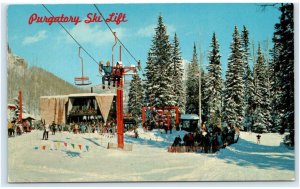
xmin=42 ymin=4 xmax=100 ymax=67
xmin=93 ymin=4 xmax=143 ymax=74
xmin=42 ymin=4 xmax=144 ymax=76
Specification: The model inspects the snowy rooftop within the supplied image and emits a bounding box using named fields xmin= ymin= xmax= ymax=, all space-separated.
xmin=40 ymin=93 xmax=116 ymax=99
xmin=7 ymin=104 xmax=17 ymax=108
xmin=22 ymin=113 xmax=36 ymax=120
xmin=180 ymin=114 xmax=199 ymax=120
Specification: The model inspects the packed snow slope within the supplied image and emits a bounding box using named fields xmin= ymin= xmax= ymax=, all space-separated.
xmin=8 ymin=128 xmax=295 ymax=182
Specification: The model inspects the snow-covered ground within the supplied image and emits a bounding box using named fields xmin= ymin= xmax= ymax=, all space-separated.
xmin=8 ymin=128 xmax=295 ymax=182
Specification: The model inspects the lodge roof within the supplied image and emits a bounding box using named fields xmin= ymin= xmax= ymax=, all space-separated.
xmin=40 ymin=93 xmax=116 ymax=99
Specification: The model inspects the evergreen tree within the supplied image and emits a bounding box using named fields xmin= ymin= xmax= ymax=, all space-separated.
xmin=253 ymin=44 xmax=271 ymax=133
xmin=171 ymin=33 xmax=186 ymax=113
xmin=144 ymin=15 xmax=175 ymax=107
xmin=224 ymin=26 xmax=245 ymax=129
xmin=186 ymin=44 xmax=200 ymax=114
xmin=241 ymin=25 xmax=255 ymax=131
xmin=273 ymin=3 xmax=294 ymax=145
xmin=269 ymin=34 xmax=281 ymax=132
xmin=201 ymin=69 xmax=209 ymax=123
xmin=206 ymin=33 xmax=222 ymax=128
xmin=244 ymin=65 xmax=255 ymax=131
xmin=128 ymin=74 xmax=144 ymax=122
xmin=144 ymin=51 xmax=156 ymax=106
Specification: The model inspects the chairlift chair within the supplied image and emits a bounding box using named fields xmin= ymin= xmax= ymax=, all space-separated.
xmin=74 ymin=47 xmax=92 ymax=86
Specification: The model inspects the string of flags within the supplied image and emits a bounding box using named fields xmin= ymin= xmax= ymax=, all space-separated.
xmin=34 ymin=141 xmax=90 ymax=152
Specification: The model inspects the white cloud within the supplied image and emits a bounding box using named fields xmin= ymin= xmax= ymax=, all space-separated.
xmin=22 ymin=30 xmax=47 ymax=45
xmin=136 ymin=24 xmax=176 ymax=37
xmin=62 ymin=23 xmax=126 ymax=47
xmin=136 ymin=24 xmax=156 ymax=37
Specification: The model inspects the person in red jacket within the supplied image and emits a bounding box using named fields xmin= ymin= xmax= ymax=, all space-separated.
xmin=112 ymin=62 xmax=123 ymax=87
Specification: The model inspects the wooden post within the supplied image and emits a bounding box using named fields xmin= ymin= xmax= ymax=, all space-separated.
xmin=18 ymin=90 xmax=22 ymax=122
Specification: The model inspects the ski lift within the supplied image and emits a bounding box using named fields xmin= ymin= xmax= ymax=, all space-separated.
xmin=74 ymin=47 xmax=92 ymax=86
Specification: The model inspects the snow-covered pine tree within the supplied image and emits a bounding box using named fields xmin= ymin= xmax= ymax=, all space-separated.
xmin=12 ymin=98 xmax=20 ymax=122
xmin=244 ymin=64 xmax=255 ymax=131
xmin=171 ymin=33 xmax=186 ymax=113
xmin=206 ymin=32 xmax=222 ymax=129
xmin=201 ymin=68 xmax=209 ymax=123
xmin=185 ymin=44 xmax=200 ymax=114
xmin=145 ymin=15 xmax=175 ymax=107
xmin=224 ymin=26 xmax=245 ymax=129
xmin=269 ymin=33 xmax=281 ymax=132
xmin=128 ymin=74 xmax=144 ymax=121
xmin=241 ymin=25 xmax=255 ymax=131
xmin=273 ymin=3 xmax=294 ymax=145
xmin=252 ymin=44 xmax=271 ymax=133
xmin=144 ymin=51 xmax=156 ymax=106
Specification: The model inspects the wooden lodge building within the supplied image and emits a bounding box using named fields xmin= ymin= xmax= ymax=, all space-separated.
xmin=40 ymin=93 xmax=116 ymax=125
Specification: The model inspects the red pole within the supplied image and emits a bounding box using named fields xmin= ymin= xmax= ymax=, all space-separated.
xmin=117 ymin=78 xmax=124 ymax=148
xmin=167 ymin=112 xmax=170 ymax=130
xmin=175 ymin=107 xmax=179 ymax=125
xmin=120 ymin=78 xmax=124 ymax=146
xmin=18 ymin=90 xmax=22 ymax=122
xmin=142 ymin=107 xmax=146 ymax=124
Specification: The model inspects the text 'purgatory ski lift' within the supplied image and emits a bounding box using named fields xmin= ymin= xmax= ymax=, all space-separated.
xmin=74 ymin=47 xmax=92 ymax=86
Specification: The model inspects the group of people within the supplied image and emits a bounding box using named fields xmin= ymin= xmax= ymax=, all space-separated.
xmin=69 ymin=106 xmax=97 ymax=116
xmin=42 ymin=121 xmax=62 ymax=140
xmin=40 ymin=119 xmax=118 ymax=140
xmin=100 ymin=61 xmax=124 ymax=89
xmin=68 ymin=120 xmax=117 ymax=135
xmin=171 ymin=124 xmax=240 ymax=153
xmin=7 ymin=120 xmax=32 ymax=137
xmin=143 ymin=120 xmax=174 ymax=134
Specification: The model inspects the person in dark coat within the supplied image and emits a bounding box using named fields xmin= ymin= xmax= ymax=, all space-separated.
xmin=204 ymin=134 xmax=210 ymax=153
xmin=183 ymin=133 xmax=189 ymax=146
xmin=172 ymin=135 xmax=182 ymax=147
xmin=51 ymin=121 xmax=56 ymax=135
xmin=257 ymin=134 xmax=261 ymax=144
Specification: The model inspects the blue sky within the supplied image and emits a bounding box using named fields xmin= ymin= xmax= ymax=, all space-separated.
xmin=8 ymin=4 xmax=280 ymax=85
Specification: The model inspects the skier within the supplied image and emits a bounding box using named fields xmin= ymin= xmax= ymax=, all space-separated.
xmin=256 ymin=134 xmax=261 ymax=144
xmin=99 ymin=61 xmax=112 ymax=89
xmin=134 ymin=128 xmax=139 ymax=138
xmin=16 ymin=121 xmax=22 ymax=136
xmin=8 ymin=121 xmax=14 ymax=137
xmin=217 ymin=132 xmax=223 ymax=148
xmin=112 ymin=62 xmax=124 ymax=87
xmin=42 ymin=123 xmax=49 ymax=140
xmin=51 ymin=121 xmax=56 ymax=135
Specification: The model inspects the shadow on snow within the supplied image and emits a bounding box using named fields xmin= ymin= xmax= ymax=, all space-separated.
xmin=216 ymin=138 xmax=294 ymax=171
xmin=62 ymin=150 xmax=81 ymax=158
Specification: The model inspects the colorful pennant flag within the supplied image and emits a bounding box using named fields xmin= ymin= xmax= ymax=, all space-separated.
xmin=34 ymin=146 xmax=38 ymax=150
xmin=78 ymin=144 xmax=82 ymax=150
xmin=71 ymin=143 xmax=75 ymax=149
xmin=64 ymin=142 xmax=67 ymax=147
xmin=86 ymin=145 xmax=89 ymax=151
xmin=42 ymin=145 xmax=46 ymax=150
xmin=50 ymin=143 xmax=54 ymax=150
